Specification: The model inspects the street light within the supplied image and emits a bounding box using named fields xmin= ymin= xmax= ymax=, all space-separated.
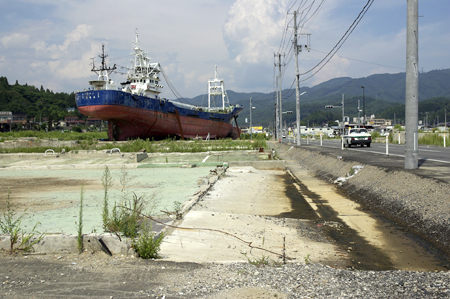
xmin=361 ymin=86 xmax=365 ymax=126
xmin=325 ymin=94 xmax=345 ymax=136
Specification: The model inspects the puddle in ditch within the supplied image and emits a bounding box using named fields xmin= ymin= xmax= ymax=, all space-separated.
xmin=276 ymin=169 xmax=450 ymax=271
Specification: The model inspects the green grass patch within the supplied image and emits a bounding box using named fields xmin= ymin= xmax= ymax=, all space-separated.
xmin=0 ymin=136 xmax=267 ymax=154
xmin=0 ymin=130 xmax=107 ymax=141
xmin=419 ymin=133 xmax=445 ymax=146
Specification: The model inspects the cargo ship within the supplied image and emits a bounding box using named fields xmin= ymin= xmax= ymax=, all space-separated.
xmin=75 ymin=33 xmax=243 ymax=141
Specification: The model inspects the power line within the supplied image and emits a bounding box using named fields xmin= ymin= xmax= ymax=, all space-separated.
xmin=310 ymin=48 xmax=406 ymax=70
xmin=299 ymin=0 xmax=375 ymax=81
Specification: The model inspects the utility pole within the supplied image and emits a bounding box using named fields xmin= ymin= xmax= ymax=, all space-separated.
xmin=405 ymin=0 xmax=419 ymax=169
xmin=274 ymin=72 xmax=279 ymax=140
xmin=358 ymin=100 xmax=361 ymax=127
xmin=341 ymin=94 xmax=345 ymax=136
xmin=292 ymin=10 xmax=310 ymax=146
xmin=275 ymin=54 xmax=284 ymax=142
xmin=294 ymin=11 xmax=301 ymax=146
xmin=249 ymin=97 xmax=254 ymax=140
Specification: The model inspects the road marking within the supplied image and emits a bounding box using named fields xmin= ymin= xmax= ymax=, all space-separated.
xmin=202 ymin=155 xmax=210 ymax=162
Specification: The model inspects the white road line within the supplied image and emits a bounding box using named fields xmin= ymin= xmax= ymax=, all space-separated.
xmin=202 ymin=155 xmax=210 ymax=162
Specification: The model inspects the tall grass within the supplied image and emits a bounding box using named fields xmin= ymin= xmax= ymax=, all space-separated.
xmin=0 ymin=130 xmax=107 ymax=141
xmin=0 ymin=137 xmax=267 ymax=153
xmin=419 ymin=133 xmax=444 ymax=146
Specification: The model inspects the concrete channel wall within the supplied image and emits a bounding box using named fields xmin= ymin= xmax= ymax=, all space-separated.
xmin=228 ymin=160 xmax=285 ymax=170
xmin=273 ymin=143 xmax=450 ymax=254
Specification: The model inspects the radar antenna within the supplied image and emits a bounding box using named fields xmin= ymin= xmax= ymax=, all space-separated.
xmin=91 ymin=44 xmax=117 ymax=77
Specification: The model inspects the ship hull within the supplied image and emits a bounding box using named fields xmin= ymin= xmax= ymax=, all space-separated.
xmin=75 ymin=90 xmax=243 ymax=141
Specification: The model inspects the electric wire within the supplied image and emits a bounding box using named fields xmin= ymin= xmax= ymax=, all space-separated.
xmin=310 ymin=48 xmax=406 ymax=70
xmin=299 ymin=0 xmax=375 ymax=80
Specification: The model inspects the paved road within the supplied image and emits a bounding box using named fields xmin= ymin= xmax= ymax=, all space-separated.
xmin=279 ymin=138 xmax=450 ymax=183
xmin=299 ymin=139 xmax=450 ymax=164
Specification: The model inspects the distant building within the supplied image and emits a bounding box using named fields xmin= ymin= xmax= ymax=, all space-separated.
xmin=367 ymin=119 xmax=392 ymax=126
xmin=0 ymin=111 xmax=12 ymax=123
xmin=12 ymin=113 xmax=27 ymax=125
xmin=64 ymin=116 xmax=84 ymax=127
xmin=86 ymin=118 xmax=102 ymax=126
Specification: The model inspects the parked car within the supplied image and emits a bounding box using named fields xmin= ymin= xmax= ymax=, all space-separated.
xmin=343 ymin=128 xmax=372 ymax=147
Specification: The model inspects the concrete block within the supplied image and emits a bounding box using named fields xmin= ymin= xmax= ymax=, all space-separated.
xmin=0 ymin=233 xmax=132 ymax=255
xmin=37 ymin=234 xmax=79 ymax=254
xmin=98 ymin=234 xmax=130 ymax=255
xmin=135 ymin=152 xmax=148 ymax=163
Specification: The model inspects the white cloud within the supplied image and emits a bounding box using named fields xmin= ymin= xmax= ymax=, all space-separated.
xmin=59 ymin=24 xmax=92 ymax=51
xmin=223 ymin=0 xmax=288 ymax=64
xmin=1 ymin=32 xmax=30 ymax=48
xmin=310 ymin=55 xmax=351 ymax=85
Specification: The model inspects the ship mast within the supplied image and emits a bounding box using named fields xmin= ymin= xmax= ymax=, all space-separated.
xmin=91 ymin=44 xmax=117 ymax=81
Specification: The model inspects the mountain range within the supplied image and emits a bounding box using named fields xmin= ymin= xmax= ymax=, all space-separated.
xmin=183 ymin=68 xmax=450 ymax=128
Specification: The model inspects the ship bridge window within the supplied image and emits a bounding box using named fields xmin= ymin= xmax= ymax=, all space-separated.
xmin=155 ymin=81 xmax=158 ymax=84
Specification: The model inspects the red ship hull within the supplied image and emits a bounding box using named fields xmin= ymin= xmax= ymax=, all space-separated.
xmin=78 ymin=105 xmax=240 ymax=141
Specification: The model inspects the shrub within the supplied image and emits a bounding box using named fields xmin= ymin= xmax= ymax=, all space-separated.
xmin=131 ymin=221 xmax=165 ymax=259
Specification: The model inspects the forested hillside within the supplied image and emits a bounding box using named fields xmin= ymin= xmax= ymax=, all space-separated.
xmin=0 ymin=77 xmax=77 ymax=121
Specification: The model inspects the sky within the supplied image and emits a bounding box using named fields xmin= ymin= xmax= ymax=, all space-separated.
xmin=0 ymin=0 xmax=449 ymax=100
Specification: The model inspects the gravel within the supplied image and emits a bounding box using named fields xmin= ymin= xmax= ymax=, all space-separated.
xmin=151 ymin=262 xmax=450 ymax=298
xmin=1 ymin=254 xmax=449 ymax=298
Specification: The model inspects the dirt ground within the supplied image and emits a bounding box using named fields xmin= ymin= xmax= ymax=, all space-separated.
xmin=1 ymin=177 xmax=90 ymax=210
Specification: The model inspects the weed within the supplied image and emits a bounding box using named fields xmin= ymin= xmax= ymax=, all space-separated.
xmin=245 ymin=254 xmax=270 ymax=267
xmin=173 ymin=201 xmax=183 ymax=220
xmin=131 ymin=221 xmax=165 ymax=259
xmin=388 ymin=133 xmax=394 ymax=143
xmin=348 ymin=167 xmax=355 ymax=177
xmin=0 ymin=188 xmax=44 ymax=252
xmin=304 ymin=253 xmax=312 ymax=264
xmin=104 ymin=192 xmax=149 ymax=239
xmin=77 ymin=184 xmax=84 ymax=253
xmin=101 ymin=166 xmax=114 ymax=231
